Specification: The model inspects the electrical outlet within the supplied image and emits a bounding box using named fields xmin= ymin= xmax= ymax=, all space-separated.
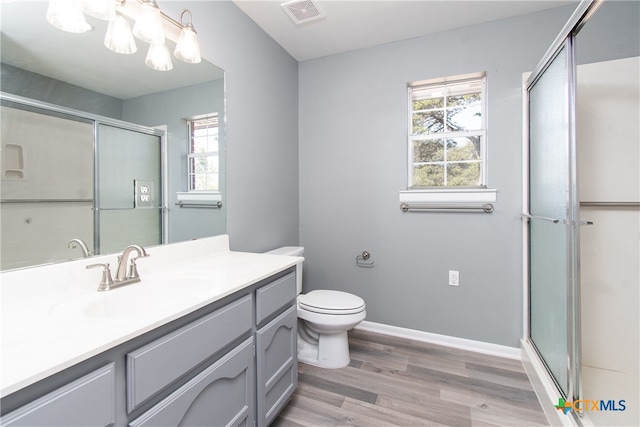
xmin=449 ymin=270 xmax=459 ymax=287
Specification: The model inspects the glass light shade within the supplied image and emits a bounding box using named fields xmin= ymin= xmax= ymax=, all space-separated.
xmin=132 ymin=0 xmax=164 ymax=44
xmin=145 ymin=42 xmax=173 ymax=71
xmin=78 ymin=0 xmax=115 ymax=21
xmin=174 ymin=25 xmax=201 ymax=64
xmin=46 ymin=0 xmax=93 ymax=33
xmin=104 ymin=13 xmax=137 ymax=54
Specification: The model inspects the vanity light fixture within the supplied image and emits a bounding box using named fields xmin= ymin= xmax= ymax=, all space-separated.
xmin=132 ymin=0 xmax=164 ymax=44
xmin=104 ymin=11 xmax=137 ymax=54
xmin=145 ymin=41 xmax=173 ymax=71
xmin=174 ymin=9 xmax=201 ymax=64
xmin=78 ymin=0 xmax=116 ymax=21
xmin=46 ymin=0 xmax=93 ymax=33
xmin=46 ymin=0 xmax=201 ymax=72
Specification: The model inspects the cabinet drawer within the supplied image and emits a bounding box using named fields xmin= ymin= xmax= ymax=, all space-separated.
xmin=256 ymin=272 xmax=296 ymax=325
xmin=127 ymin=294 xmax=252 ymax=412
xmin=130 ymin=338 xmax=255 ymax=427
xmin=0 ymin=364 xmax=115 ymax=427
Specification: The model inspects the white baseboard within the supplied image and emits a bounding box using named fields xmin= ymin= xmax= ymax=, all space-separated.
xmin=355 ymin=320 xmax=521 ymax=360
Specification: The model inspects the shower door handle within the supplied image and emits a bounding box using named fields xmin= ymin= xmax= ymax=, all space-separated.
xmin=522 ymin=213 xmax=565 ymax=224
xmin=522 ymin=213 xmax=593 ymax=226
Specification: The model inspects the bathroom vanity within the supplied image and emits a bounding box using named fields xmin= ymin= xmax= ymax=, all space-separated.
xmin=0 ymin=235 xmax=301 ymax=426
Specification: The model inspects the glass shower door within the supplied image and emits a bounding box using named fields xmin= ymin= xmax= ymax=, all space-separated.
xmin=96 ymin=124 xmax=164 ymax=255
xmin=528 ymin=41 xmax=575 ymax=398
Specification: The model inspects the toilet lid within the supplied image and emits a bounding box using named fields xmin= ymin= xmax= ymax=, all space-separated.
xmin=298 ymin=290 xmax=365 ymax=314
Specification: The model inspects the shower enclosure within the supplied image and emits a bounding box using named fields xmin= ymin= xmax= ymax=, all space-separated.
xmin=0 ymin=94 xmax=166 ymax=270
xmin=523 ymin=1 xmax=639 ymax=425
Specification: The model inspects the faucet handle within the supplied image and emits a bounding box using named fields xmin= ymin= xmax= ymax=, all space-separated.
xmin=128 ymin=259 xmax=140 ymax=280
xmin=87 ymin=263 xmax=114 ymax=292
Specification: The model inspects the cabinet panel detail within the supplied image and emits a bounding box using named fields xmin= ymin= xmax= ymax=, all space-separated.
xmin=127 ymin=294 xmax=253 ymax=411
xmin=256 ymin=305 xmax=298 ymax=426
xmin=0 ymin=364 xmax=115 ymax=427
xmin=129 ymin=338 xmax=255 ymax=427
xmin=256 ymin=272 xmax=296 ymax=325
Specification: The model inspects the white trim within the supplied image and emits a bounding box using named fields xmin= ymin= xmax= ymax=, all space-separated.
xmin=176 ymin=192 xmax=221 ymax=203
xmin=522 ymin=71 xmax=531 ymax=340
xmin=521 ymin=339 xmax=578 ymax=427
xmin=399 ymin=188 xmax=496 ymax=204
xmin=355 ymin=320 xmax=520 ymax=360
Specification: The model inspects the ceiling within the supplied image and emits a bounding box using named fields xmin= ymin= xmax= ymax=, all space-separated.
xmin=232 ymin=0 xmax=577 ymax=61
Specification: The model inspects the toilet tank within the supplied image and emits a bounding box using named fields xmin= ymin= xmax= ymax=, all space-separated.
xmin=265 ymin=246 xmax=304 ymax=294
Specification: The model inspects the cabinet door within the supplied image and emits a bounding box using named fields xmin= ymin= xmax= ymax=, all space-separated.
xmin=256 ymin=305 xmax=297 ymax=427
xmin=0 ymin=364 xmax=115 ymax=427
xmin=130 ymin=338 xmax=255 ymax=427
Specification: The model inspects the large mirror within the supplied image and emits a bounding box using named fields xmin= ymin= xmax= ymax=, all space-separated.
xmin=0 ymin=1 xmax=226 ymax=271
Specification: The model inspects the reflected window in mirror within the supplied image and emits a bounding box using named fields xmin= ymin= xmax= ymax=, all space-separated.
xmin=187 ymin=114 xmax=219 ymax=192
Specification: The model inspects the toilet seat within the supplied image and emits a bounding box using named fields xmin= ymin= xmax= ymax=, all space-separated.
xmin=298 ymin=290 xmax=365 ymax=315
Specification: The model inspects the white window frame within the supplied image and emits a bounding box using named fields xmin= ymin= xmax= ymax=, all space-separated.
xmin=187 ymin=113 xmax=219 ymax=193
xmin=401 ymin=72 xmax=496 ymax=206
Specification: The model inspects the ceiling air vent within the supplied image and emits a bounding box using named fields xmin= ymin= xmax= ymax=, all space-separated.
xmin=281 ymin=0 xmax=325 ymax=25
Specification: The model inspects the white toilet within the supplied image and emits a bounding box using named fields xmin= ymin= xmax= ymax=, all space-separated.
xmin=266 ymin=246 xmax=366 ymax=369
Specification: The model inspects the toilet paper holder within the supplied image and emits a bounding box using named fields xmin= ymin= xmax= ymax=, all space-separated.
xmin=356 ymin=251 xmax=375 ymax=268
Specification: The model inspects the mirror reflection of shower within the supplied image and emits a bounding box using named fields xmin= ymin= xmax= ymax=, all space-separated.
xmin=0 ymin=98 xmax=166 ymax=271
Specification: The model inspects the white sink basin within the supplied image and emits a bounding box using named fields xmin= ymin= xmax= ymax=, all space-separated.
xmin=52 ymin=271 xmax=223 ymax=319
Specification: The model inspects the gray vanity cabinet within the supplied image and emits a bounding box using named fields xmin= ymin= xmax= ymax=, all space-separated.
xmin=256 ymin=305 xmax=297 ymax=426
xmin=126 ymin=295 xmax=253 ymax=412
xmin=0 ymin=267 xmax=299 ymax=427
xmin=0 ymin=364 xmax=115 ymax=427
xmin=129 ymin=338 xmax=255 ymax=427
xmin=255 ymin=272 xmax=298 ymax=426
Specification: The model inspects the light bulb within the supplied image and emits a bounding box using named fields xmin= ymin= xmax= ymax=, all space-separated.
xmin=78 ymin=0 xmax=116 ymax=21
xmin=46 ymin=0 xmax=93 ymax=33
xmin=132 ymin=0 xmax=164 ymax=44
xmin=104 ymin=13 xmax=137 ymax=54
xmin=174 ymin=24 xmax=201 ymax=64
xmin=145 ymin=42 xmax=173 ymax=71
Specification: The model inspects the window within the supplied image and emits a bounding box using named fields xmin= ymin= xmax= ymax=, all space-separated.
xmin=187 ymin=114 xmax=219 ymax=192
xmin=408 ymin=73 xmax=486 ymax=188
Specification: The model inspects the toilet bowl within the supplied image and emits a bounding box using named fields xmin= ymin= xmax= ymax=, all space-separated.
xmin=266 ymin=247 xmax=366 ymax=369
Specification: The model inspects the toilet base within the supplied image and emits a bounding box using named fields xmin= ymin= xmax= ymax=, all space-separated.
xmin=297 ymin=331 xmax=350 ymax=369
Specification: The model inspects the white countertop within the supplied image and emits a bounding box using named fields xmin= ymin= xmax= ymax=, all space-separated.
xmin=0 ymin=235 xmax=302 ymax=398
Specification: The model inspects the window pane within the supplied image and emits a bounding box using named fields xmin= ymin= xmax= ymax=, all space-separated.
xmin=412 ymin=164 xmax=444 ymax=186
xmin=412 ymin=110 xmax=444 ymax=134
xmin=447 ymin=101 xmax=482 ymax=131
xmin=207 ymin=155 xmax=219 ymax=173
xmin=447 ymin=137 xmax=481 ymax=161
xmin=413 ymin=139 xmax=444 ymax=162
xmin=207 ymin=135 xmax=219 ymax=152
xmin=447 ymin=162 xmax=481 ymax=186
xmin=193 ymin=136 xmax=209 ymax=153
xmin=412 ymin=97 xmax=444 ymax=110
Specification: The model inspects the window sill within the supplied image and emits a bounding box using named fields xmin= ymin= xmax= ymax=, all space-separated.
xmin=176 ymin=191 xmax=221 ymax=203
xmin=399 ymin=188 xmax=496 ymax=204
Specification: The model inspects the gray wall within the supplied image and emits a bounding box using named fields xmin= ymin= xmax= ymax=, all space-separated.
xmin=161 ymin=1 xmax=300 ymax=253
xmin=123 ymin=79 xmax=227 ymax=243
xmin=1 ymin=63 xmax=123 ymax=118
xmin=298 ymin=6 xmax=579 ymax=348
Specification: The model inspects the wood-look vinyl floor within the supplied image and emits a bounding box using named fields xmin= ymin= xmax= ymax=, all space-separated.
xmin=273 ymin=329 xmax=548 ymax=427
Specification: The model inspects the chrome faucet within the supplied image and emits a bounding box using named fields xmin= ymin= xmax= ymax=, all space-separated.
xmin=87 ymin=244 xmax=149 ymax=291
xmin=114 ymin=244 xmax=149 ymax=284
xmin=68 ymin=238 xmax=91 ymax=258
